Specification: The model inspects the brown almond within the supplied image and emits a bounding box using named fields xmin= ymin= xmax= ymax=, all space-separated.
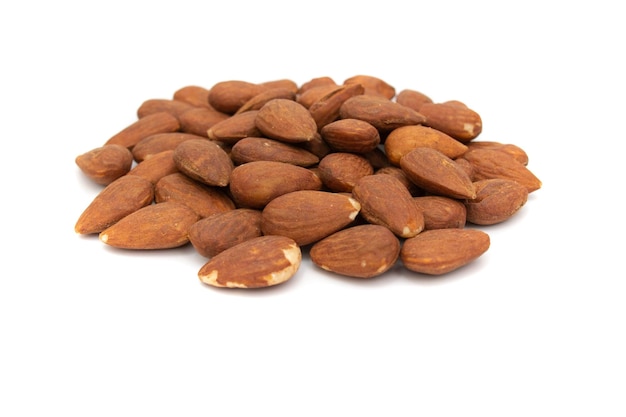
xmin=74 ymin=175 xmax=154 ymax=234
xmin=339 ymin=95 xmax=426 ymax=134
xmin=297 ymin=132 xmax=332 ymax=159
xmin=466 ymin=141 xmax=529 ymax=165
xmin=178 ymin=107 xmax=230 ymax=137
xmin=412 ymin=196 xmax=467 ymax=230
xmin=230 ymin=137 xmax=320 ymax=167
xmin=310 ymin=224 xmax=400 ymax=278
xmin=127 ymin=149 xmax=178 ymax=185
xmin=137 ymin=99 xmax=195 ymax=119
xmin=255 ymin=99 xmax=318 ymax=143
xmin=308 ymin=83 xmax=365 ymax=129
xmin=296 ymin=83 xmax=340 ymax=108
xmin=261 ymin=190 xmax=361 ymax=246
xmin=99 ymin=202 xmax=200 ymax=249
xmin=198 ymin=235 xmax=301 ymax=288
xmin=75 ymin=144 xmax=134 ymax=185
xmin=401 ymin=229 xmax=490 ymax=275
xmin=317 ymin=152 xmax=374 ymax=193
xmin=462 ymin=148 xmax=541 ymax=193
xmin=173 ymin=85 xmax=212 ymax=108
xmin=155 ymin=172 xmax=235 ymax=218
xmin=384 ymin=125 xmax=468 ymax=165
xmin=419 ymin=102 xmax=482 ymax=143
xmin=352 ymin=174 xmax=424 ymax=238
xmin=400 ymin=147 xmax=476 ymax=199
xmin=259 ymin=79 xmax=299 ymax=93
xmin=173 ymin=138 xmax=234 ymax=187
xmin=229 ymin=161 xmax=323 ymax=208
xmin=207 ymin=80 xmax=268 ymax=114
xmin=343 ymin=75 xmax=396 ymax=99
xmin=464 ymin=179 xmax=528 ymax=225
xmin=320 ymin=118 xmax=380 ymax=154
xmin=395 ymin=89 xmax=434 ymax=112
xmin=375 ymin=166 xmax=420 ymax=195
xmin=132 ymin=132 xmax=207 ymax=162
xmin=206 ymin=110 xmax=262 ymax=145
xmin=105 ymin=111 xmax=180 ymax=149
xmin=235 ymin=87 xmax=297 ymax=114
xmin=188 ymin=208 xmax=263 ymax=258
xmin=298 ymin=76 xmax=337 ymax=95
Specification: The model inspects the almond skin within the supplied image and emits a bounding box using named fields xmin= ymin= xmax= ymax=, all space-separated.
xmin=464 ymin=179 xmax=528 ymax=225
xmin=229 ymin=137 xmax=319 ymax=167
xmin=320 ymin=118 xmax=380 ymax=154
xmin=401 ymin=228 xmax=490 ymax=275
xmin=208 ymin=80 xmax=268 ymax=114
xmin=105 ymin=111 xmax=181 ymax=149
xmin=261 ymin=190 xmax=361 ymax=246
xmin=255 ymin=99 xmax=318 ymax=143
xmin=206 ymin=110 xmax=262 ymax=145
xmin=127 ymin=149 xmax=179 ymax=185
xmin=339 ymin=95 xmax=426 ymax=134
xmin=343 ymin=74 xmax=396 ymax=99
xmin=198 ymin=235 xmax=301 ymax=288
xmin=395 ymin=89 xmax=434 ymax=112
xmin=137 ymin=99 xmax=195 ymax=119
xmin=173 ymin=138 xmax=234 ymax=187
xmin=317 ymin=152 xmax=374 ymax=193
xmin=75 ymin=144 xmax=134 ymax=185
xmin=384 ymin=125 xmax=468 ymax=166
xmin=132 ymin=132 xmax=207 ymax=162
xmin=310 ymin=224 xmax=400 ymax=278
xmin=308 ymin=83 xmax=365 ymax=129
xmin=419 ymin=102 xmax=483 ymax=143
xmin=75 ymin=175 xmax=154 ymax=234
xmin=178 ymin=107 xmax=230 ymax=137
xmin=412 ymin=196 xmax=467 ymax=230
xmin=99 ymin=202 xmax=200 ymax=249
xmin=462 ymin=148 xmax=541 ymax=193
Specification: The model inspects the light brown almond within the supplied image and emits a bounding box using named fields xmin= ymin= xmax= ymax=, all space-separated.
xmin=317 ymin=152 xmax=374 ymax=193
xmin=178 ymin=107 xmax=230 ymax=137
xmin=132 ymin=132 xmax=207 ymax=162
xmin=339 ymin=95 xmax=426 ymax=134
xmin=412 ymin=196 xmax=467 ymax=230
xmin=308 ymin=83 xmax=365 ymax=129
xmin=462 ymin=148 xmax=541 ymax=193
xmin=137 ymin=99 xmax=195 ymax=119
xmin=75 ymin=144 xmax=134 ymax=185
xmin=206 ymin=110 xmax=262 ymax=145
xmin=464 ymin=179 xmax=528 ymax=225
xmin=230 ymin=137 xmax=320 ymax=167
xmin=395 ymin=89 xmax=434 ymax=112
xmin=255 ymin=99 xmax=318 ymax=143
xmin=465 ymin=141 xmax=529 ymax=165
xmin=173 ymin=85 xmax=213 ymax=108
xmin=419 ymin=102 xmax=483 ymax=143
xmin=105 ymin=111 xmax=180 ymax=149
xmin=207 ymin=80 xmax=268 ymax=114
xmin=343 ymin=75 xmax=396 ymax=99
xmin=320 ymin=119 xmax=380 ymax=154
xmin=235 ymin=87 xmax=297 ymax=114
xmin=173 ymin=139 xmax=234 ymax=187
xmin=127 ymin=149 xmax=178 ymax=184
xmin=384 ymin=125 xmax=468 ymax=165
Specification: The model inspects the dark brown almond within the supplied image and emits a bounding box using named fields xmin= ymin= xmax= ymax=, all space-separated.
xmin=206 ymin=110 xmax=262 ymax=145
xmin=127 ymin=149 xmax=178 ymax=185
xmin=310 ymin=224 xmax=400 ymax=278
xmin=132 ymin=132 xmax=207 ymax=162
xmin=309 ymin=83 xmax=365 ymax=129
xmin=343 ymin=75 xmax=396 ymax=99
xmin=419 ymin=102 xmax=482 ymax=143
xmin=105 ymin=112 xmax=180 ymax=149
xmin=395 ymin=89 xmax=434 ymax=112
xmin=255 ymin=99 xmax=318 ymax=143
xmin=178 ymin=107 xmax=230 ymax=137
xmin=235 ymin=87 xmax=297 ymax=114
xmin=137 ymin=99 xmax=195 ymax=119
xmin=463 ymin=148 xmax=541 ymax=193
xmin=412 ymin=196 xmax=467 ymax=230
xmin=189 ymin=208 xmax=263 ymax=258
xmin=75 ymin=175 xmax=154 ymax=234
xmin=207 ymin=80 xmax=268 ymax=114
xmin=401 ymin=229 xmax=490 ymax=275
xmin=173 ymin=138 xmax=234 ymax=187
xmin=317 ymin=152 xmax=374 ymax=193
xmin=75 ymin=144 xmax=134 ymax=185
xmin=384 ymin=125 xmax=468 ymax=165
xmin=464 ymin=179 xmax=528 ymax=225
xmin=99 ymin=202 xmax=200 ymax=249
xmin=400 ymin=147 xmax=476 ymax=199
xmin=339 ymin=95 xmax=426 ymax=134
xmin=230 ymin=137 xmax=320 ymax=167
xmin=320 ymin=119 xmax=380 ymax=153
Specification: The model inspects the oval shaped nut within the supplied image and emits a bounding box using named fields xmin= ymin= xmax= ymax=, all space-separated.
xmin=464 ymin=179 xmax=528 ymax=225
xmin=400 ymin=147 xmax=476 ymax=199
xmin=173 ymin=139 xmax=234 ymax=187
xmin=310 ymin=224 xmax=400 ymax=278
xmin=235 ymin=87 xmax=297 ymax=114
xmin=261 ymin=190 xmax=361 ymax=246
xmin=352 ymin=174 xmax=424 ymax=238
xmin=198 ymin=235 xmax=301 ymax=288
xmin=339 ymin=95 xmax=426 ymax=134
xmin=155 ymin=173 xmax=235 ymax=218
xmin=189 ymin=208 xmax=263 ymax=258
xmin=105 ymin=111 xmax=181 ymax=149
xmin=137 ymin=99 xmax=195 ymax=119
xmin=384 ymin=125 xmax=468 ymax=166
xmin=173 ymin=85 xmax=212 ymax=108
xmin=207 ymin=80 xmax=268 ymax=114
xmin=309 ymin=83 xmax=365 ymax=129
xmin=178 ymin=107 xmax=230 ymax=137
xmin=75 ymin=144 xmax=133 ymax=185
xmin=453 ymin=157 xmax=475 ymax=181
xmin=255 ymin=99 xmax=318 ymax=143
xmin=317 ymin=152 xmax=374 ymax=193
xmin=413 ymin=196 xmax=467 ymax=230
xmin=419 ymin=102 xmax=482 ymax=143
xmin=132 ymin=132 xmax=207 ymax=162
xmin=127 ymin=150 xmax=178 ymax=185
xmin=296 ymin=83 xmax=340 ymax=108
xmin=229 ymin=161 xmax=323 ymax=209
xmin=259 ymin=78 xmax=299 ymax=94
xmin=99 ymin=202 xmax=200 ymax=250
xmin=343 ymin=74 xmax=396 ymax=99
xmin=75 ymin=175 xmax=154 ymax=234
xmin=298 ymin=132 xmax=332 ymax=160
xmin=320 ymin=119 xmax=380 ymax=153
xmin=298 ymin=76 xmax=337 ymax=95
xmin=230 ymin=137 xmax=319 ymax=167
xmin=395 ymin=89 xmax=434 ymax=112
xmin=375 ymin=166 xmax=420 ymax=195
xmin=400 ymin=228 xmax=490 ymax=275
xmin=466 ymin=141 xmax=529 ymax=166
xmin=462 ymin=148 xmax=541 ymax=193
xmin=206 ymin=110 xmax=262 ymax=145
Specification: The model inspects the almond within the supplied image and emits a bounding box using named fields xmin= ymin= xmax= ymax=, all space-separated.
xmin=462 ymin=148 xmax=541 ymax=193
xmin=198 ymin=235 xmax=301 ymax=288
xmin=235 ymin=87 xmax=297 ymax=114
xmin=75 ymin=144 xmax=133 ymax=185
xmin=105 ymin=111 xmax=180 ymax=149
xmin=317 ymin=152 xmax=374 ymax=193
xmin=229 ymin=137 xmax=319 ymax=167
xmin=320 ymin=118 xmax=380 ymax=154
xmin=412 ymin=196 xmax=467 ymax=230
xmin=173 ymin=85 xmax=213 ymax=108
xmin=206 ymin=110 xmax=262 ymax=145
xmin=464 ymin=179 xmax=528 ymax=225
xmin=339 ymin=95 xmax=426 ymax=134
xmin=173 ymin=138 xmax=234 ymax=187
xmin=343 ymin=74 xmax=396 ymax=99
xmin=127 ymin=149 xmax=178 ymax=184
xmin=178 ymin=107 xmax=230 ymax=137
xmin=419 ymin=102 xmax=482 ymax=143
xmin=132 ymin=132 xmax=206 ymax=162
xmin=395 ymin=89 xmax=433 ymax=112
xmin=255 ymin=99 xmax=318 ymax=143
xmin=207 ymin=80 xmax=268 ymax=114
xmin=137 ymin=99 xmax=195 ymax=119
xmin=384 ymin=125 xmax=468 ymax=165
xmin=466 ymin=141 xmax=529 ymax=165
xmin=308 ymin=83 xmax=365 ymax=129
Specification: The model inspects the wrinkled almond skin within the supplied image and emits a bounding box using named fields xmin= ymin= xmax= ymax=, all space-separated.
xmin=75 ymin=175 xmax=154 ymax=234
xmin=320 ymin=118 xmax=380 ymax=153
xmin=206 ymin=110 xmax=262 ymax=145
xmin=261 ymin=190 xmax=361 ymax=246
xmin=466 ymin=141 xmax=529 ymax=166
xmin=462 ymin=148 xmax=541 ymax=193
xmin=208 ymin=80 xmax=268 ymax=114
xmin=188 ymin=208 xmax=263 ymax=258
xmin=413 ymin=196 xmax=467 ymax=230
xmin=173 ymin=139 xmax=234 ymax=187
xmin=235 ymin=87 xmax=297 ymax=114
xmin=308 ymin=83 xmax=365 ymax=129
xmin=375 ymin=166 xmax=421 ymax=195
xmin=127 ymin=149 xmax=179 ymax=184
xmin=296 ymin=84 xmax=340 ymax=108
xmin=395 ymin=89 xmax=434 ymax=112
xmin=400 ymin=147 xmax=476 ymax=199
xmin=298 ymin=76 xmax=337 ymax=95
xmin=132 ymin=132 xmax=206 ymax=162
xmin=137 ymin=99 xmax=195 ymax=119
xmin=317 ymin=152 xmax=374 ymax=193
xmin=384 ymin=125 xmax=468 ymax=165
xmin=230 ymin=137 xmax=319 ymax=167
xmin=229 ymin=161 xmax=323 ymax=208
xmin=178 ymin=107 xmax=230 ymax=137
xmin=352 ymin=174 xmax=424 ymax=238
xmin=339 ymin=95 xmax=426 ymax=134
xmin=198 ymin=235 xmax=301 ymax=288
xmin=105 ymin=112 xmax=181 ymax=149
xmin=99 ymin=202 xmax=200 ymax=249
xmin=75 ymin=144 xmax=133 ymax=185
xmin=401 ymin=229 xmax=490 ymax=275
xmin=310 ymin=224 xmax=400 ymax=278
xmin=464 ymin=179 xmax=528 ymax=225
xmin=419 ymin=102 xmax=482 ymax=143
xmin=343 ymin=75 xmax=396 ymax=99
xmin=155 ymin=172 xmax=235 ymax=218
xmin=255 ymin=99 xmax=318 ymax=143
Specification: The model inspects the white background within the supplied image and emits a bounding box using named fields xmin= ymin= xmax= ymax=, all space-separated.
xmin=1 ymin=1 xmax=625 ymax=416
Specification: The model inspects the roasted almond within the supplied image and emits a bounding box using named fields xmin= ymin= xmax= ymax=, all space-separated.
xmin=419 ymin=102 xmax=482 ymax=143
xmin=320 ymin=118 xmax=380 ymax=154
xmin=343 ymin=74 xmax=396 ymax=99
xmin=255 ymin=99 xmax=318 ymax=143
xmin=464 ymin=179 xmax=528 ymax=225
xmin=207 ymin=80 xmax=268 ymax=114
xmin=339 ymin=95 xmax=426 ymax=134
xmin=105 ymin=111 xmax=180 ymax=149
xmin=395 ymin=89 xmax=434 ymax=112
xmin=173 ymin=85 xmax=213 ymax=108
xmin=206 ymin=110 xmax=262 ymax=145
xmin=235 ymin=87 xmax=297 ymax=114
xmin=127 ymin=149 xmax=178 ymax=184
xmin=178 ymin=107 xmax=230 ymax=137
xmin=465 ymin=141 xmax=529 ymax=165
xmin=384 ymin=125 xmax=468 ymax=165
xmin=229 ymin=137 xmax=319 ymax=167
xmin=137 ymin=99 xmax=195 ymax=119
xmin=308 ymin=83 xmax=365 ymax=129
xmin=132 ymin=132 xmax=206 ymax=162
xmin=462 ymin=148 xmax=541 ymax=193
xmin=412 ymin=196 xmax=467 ymax=230
xmin=173 ymin=138 xmax=234 ymax=187
xmin=75 ymin=144 xmax=134 ymax=185
xmin=317 ymin=152 xmax=374 ymax=193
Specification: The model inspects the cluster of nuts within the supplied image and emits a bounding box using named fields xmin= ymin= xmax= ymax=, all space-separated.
xmin=74 ymin=75 xmax=541 ymax=288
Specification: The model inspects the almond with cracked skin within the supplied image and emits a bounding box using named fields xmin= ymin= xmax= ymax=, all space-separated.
xmin=229 ymin=137 xmax=319 ymax=167
xmin=464 ymin=179 xmax=528 ymax=225
xmin=352 ymin=173 xmax=424 ymax=238
xmin=198 ymin=235 xmax=301 ymax=288
xmin=401 ymin=228 xmax=490 ymax=275
xmin=261 ymin=190 xmax=361 ymax=246
xmin=462 ymin=148 xmax=541 ymax=193
xmin=412 ymin=196 xmax=466 ymax=230
xmin=310 ymin=224 xmax=400 ymax=278
xmin=173 ymin=138 xmax=233 ymax=187
xmin=400 ymin=147 xmax=476 ymax=199
xmin=320 ymin=118 xmax=380 ymax=154
xmin=99 ymin=202 xmax=200 ymax=249
xmin=189 ymin=208 xmax=263 ymax=258
xmin=105 ymin=111 xmax=180 ymax=149
xmin=339 ymin=95 xmax=426 ymax=134
xmin=75 ymin=144 xmax=134 ymax=185
xmin=384 ymin=125 xmax=468 ymax=165
xmin=255 ymin=99 xmax=318 ymax=143
xmin=419 ymin=102 xmax=482 ymax=143
xmin=317 ymin=152 xmax=374 ymax=193
xmin=75 ymin=175 xmax=154 ymax=234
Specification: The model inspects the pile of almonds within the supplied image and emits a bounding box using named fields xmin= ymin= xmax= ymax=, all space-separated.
xmin=75 ymin=75 xmax=541 ymax=288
